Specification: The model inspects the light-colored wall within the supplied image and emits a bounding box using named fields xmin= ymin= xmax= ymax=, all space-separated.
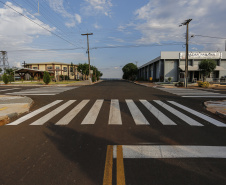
xmin=164 ymin=60 xmax=178 ymax=82
xmin=220 ymin=60 xmax=226 ymax=77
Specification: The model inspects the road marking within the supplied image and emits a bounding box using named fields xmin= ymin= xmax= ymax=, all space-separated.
xmin=118 ymin=145 xmax=226 ymax=158
xmin=168 ymin=101 xmax=226 ymax=127
xmin=0 ymin=107 xmax=8 ymax=111
xmin=154 ymin=100 xmax=203 ymax=126
xmin=182 ymin=96 xmax=226 ymax=98
xmin=103 ymin=145 xmax=113 ymax=185
xmin=140 ymin=100 xmax=176 ymax=125
xmin=108 ymin=99 xmax=122 ymax=125
xmin=7 ymin=100 xmax=63 ymax=125
xmin=126 ymin=99 xmax=149 ymax=125
xmin=6 ymin=93 xmax=56 ymax=95
xmin=0 ymin=88 xmax=20 ymax=92
xmin=81 ymin=99 xmax=104 ymax=125
xmin=117 ymin=145 xmax=126 ymax=185
xmin=30 ymin=100 xmax=76 ymax=125
xmin=56 ymin=100 xmax=89 ymax=125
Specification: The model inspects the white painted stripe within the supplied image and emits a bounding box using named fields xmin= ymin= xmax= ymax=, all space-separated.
xmin=182 ymin=96 xmax=226 ymax=98
xmin=126 ymin=99 xmax=149 ymax=125
xmin=108 ymin=99 xmax=122 ymax=125
xmin=0 ymin=88 xmax=20 ymax=92
xmin=168 ymin=101 xmax=226 ymax=127
xmin=56 ymin=100 xmax=89 ymax=125
xmin=115 ymin=145 xmax=226 ymax=158
xmin=30 ymin=100 xmax=76 ymax=125
xmin=81 ymin=99 xmax=104 ymax=125
xmin=7 ymin=100 xmax=63 ymax=125
xmin=6 ymin=94 xmax=56 ymax=95
xmin=154 ymin=100 xmax=203 ymax=126
xmin=176 ymin=93 xmax=220 ymax=95
xmin=140 ymin=100 xmax=176 ymax=125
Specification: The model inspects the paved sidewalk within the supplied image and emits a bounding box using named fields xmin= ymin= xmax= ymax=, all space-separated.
xmin=0 ymin=95 xmax=33 ymax=126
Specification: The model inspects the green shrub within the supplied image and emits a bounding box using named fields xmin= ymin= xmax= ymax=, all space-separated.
xmin=43 ymin=71 xmax=51 ymax=85
xmin=3 ymin=73 xmax=9 ymax=84
xmin=168 ymin=77 xmax=172 ymax=82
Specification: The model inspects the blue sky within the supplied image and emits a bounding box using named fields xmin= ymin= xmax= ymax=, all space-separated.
xmin=1 ymin=0 xmax=226 ymax=78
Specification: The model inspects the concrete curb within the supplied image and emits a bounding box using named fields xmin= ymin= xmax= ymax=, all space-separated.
xmin=0 ymin=96 xmax=34 ymax=126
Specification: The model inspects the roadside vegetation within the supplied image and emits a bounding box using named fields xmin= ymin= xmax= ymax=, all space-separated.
xmin=122 ymin=63 xmax=138 ymax=81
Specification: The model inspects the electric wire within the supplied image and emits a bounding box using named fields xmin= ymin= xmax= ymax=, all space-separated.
xmin=0 ymin=1 xmax=77 ymax=46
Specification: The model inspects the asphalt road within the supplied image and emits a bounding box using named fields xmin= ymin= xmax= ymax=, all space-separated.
xmin=0 ymin=81 xmax=226 ymax=185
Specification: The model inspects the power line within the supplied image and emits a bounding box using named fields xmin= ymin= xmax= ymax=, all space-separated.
xmin=193 ymin=34 xmax=226 ymax=40
xmin=0 ymin=1 xmax=76 ymax=47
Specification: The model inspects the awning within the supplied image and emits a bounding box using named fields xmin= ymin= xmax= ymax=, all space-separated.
xmin=179 ymin=65 xmax=199 ymax=71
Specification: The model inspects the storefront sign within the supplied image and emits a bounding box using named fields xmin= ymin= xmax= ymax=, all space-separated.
xmin=179 ymin=52 xmax=222 ymax=59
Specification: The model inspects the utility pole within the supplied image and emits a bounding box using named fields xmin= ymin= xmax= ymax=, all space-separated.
xmin=81 ymin=33 xmax=93 ymax=81
xmin=22 ymin=61 xmax=27 ymax=68
xmin=179 ymin=19 xmax=192 ymax=88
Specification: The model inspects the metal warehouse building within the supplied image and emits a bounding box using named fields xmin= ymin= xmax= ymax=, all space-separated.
xmin=138 ymin=51 xmax=226 ymax=82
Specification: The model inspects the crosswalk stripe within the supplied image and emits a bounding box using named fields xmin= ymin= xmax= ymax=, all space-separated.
xmin=168 ymin=101 xmax=226 ymax=127
xmin=81 ymin=99 xmax=104 ymax=125
xmin=0 ymin=88 xmax=20 ymax=92
xmin=56 ymin=100 xmax=90 ymax=125
xmin=108 ymin=99 xmax=122 ymax=125
xmin=7 ymin=100 xmax=63 ymax=125
xmin=154 ymin=100 xmax=203 ymax=126
xmin=126 ymin=99 xmax=149 ymax=125
xmin=30 ymin=100 xmax=76 ymax=125
xmin=140 ymin=100 xmax=176 ymax=125
xmin=6 ymin=93 xmax=56 ymax=95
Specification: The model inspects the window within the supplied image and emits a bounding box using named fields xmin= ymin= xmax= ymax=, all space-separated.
xmin=33 ymin=67 xmax=38 ymax=70
xmin=63 ymin=67 xmax=67 ymax=72
xmin=47 ymin=66 xmax=52 ymax=70
xmin=70 ymin=67 xmax=73 ymax=72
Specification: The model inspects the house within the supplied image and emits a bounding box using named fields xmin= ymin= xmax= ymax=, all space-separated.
xmin=24 ymin=62 xmax=80 ymax=80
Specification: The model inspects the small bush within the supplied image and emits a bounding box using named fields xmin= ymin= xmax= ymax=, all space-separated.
xmin=92 ymin=76 xmax=96 ymax=82
xmin=175 ymin=81 xmax=184 ymax=87
xmin=3 ymin=73 xmax=9 ymax=84
xmin=168 ymin=77 xmax=172 ymax=82
xmin=198 ymin=81 xmax=210 ymax=88
xmin=43 ymin=71 xmax=51 ymax=85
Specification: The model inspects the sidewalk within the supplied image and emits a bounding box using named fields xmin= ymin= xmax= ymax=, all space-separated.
xmin=134 ymin=81 xmax=226 ymax=118
xmin=0 ymin=95 xmax=33 ymax=126
xmin=0 ymin=80 xmax=101 ymax=87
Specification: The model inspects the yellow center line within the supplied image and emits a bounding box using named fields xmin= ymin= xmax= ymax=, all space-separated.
xmin=117 ymin=145 xmax=126 ymax=185
xmin=0 ymin=107 xmax=8 ymax=111
xmin=103 ymin=145 xmax=113 ymax=185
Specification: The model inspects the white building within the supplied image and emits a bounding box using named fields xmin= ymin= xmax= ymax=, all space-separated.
xmin=138 ymin=51 xmax=226 ymax=82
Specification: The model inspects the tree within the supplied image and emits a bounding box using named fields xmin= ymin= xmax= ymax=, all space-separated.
xmin=3 ymin=73 xmax=9 ymax=84
xmin=0 ymin=68 xmax=2 ymax=74
xmin=77 ymin=63 xmax=89 ymax=80
xmin=199 ymin=59 xmax=217 ymax=81
xmin=43 ymin=71 xmax=51 ymax=85
xmin=122 ymin=63 xmax=138 ymax=81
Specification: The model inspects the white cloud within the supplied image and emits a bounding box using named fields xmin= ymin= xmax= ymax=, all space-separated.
xmin=81 ymin=0 xmax=112 ymax=17
xmin=75 ymin=14 xmax=82 ymax=24
xmin=125 ymin=0 xmax=226 ymax=50
xmin=0 ymin=2 xmax=55 ymax=51
xmin=0 ymin=2 xmax=85 ymax=67
xmin=47 ymin=0 xmax=82 ymax=27
xmin=94 ymin=23 xmax=101 ymax=29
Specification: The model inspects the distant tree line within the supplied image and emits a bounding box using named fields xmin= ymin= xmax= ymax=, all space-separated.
xmin=77 ymin=63 xmax=103 ymax=82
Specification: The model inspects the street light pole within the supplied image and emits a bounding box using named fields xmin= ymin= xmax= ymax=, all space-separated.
xmin=81 ymin=33 xmax=93 ymax=81
xmin=179 ymin=19 xmax=192 ymax=88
